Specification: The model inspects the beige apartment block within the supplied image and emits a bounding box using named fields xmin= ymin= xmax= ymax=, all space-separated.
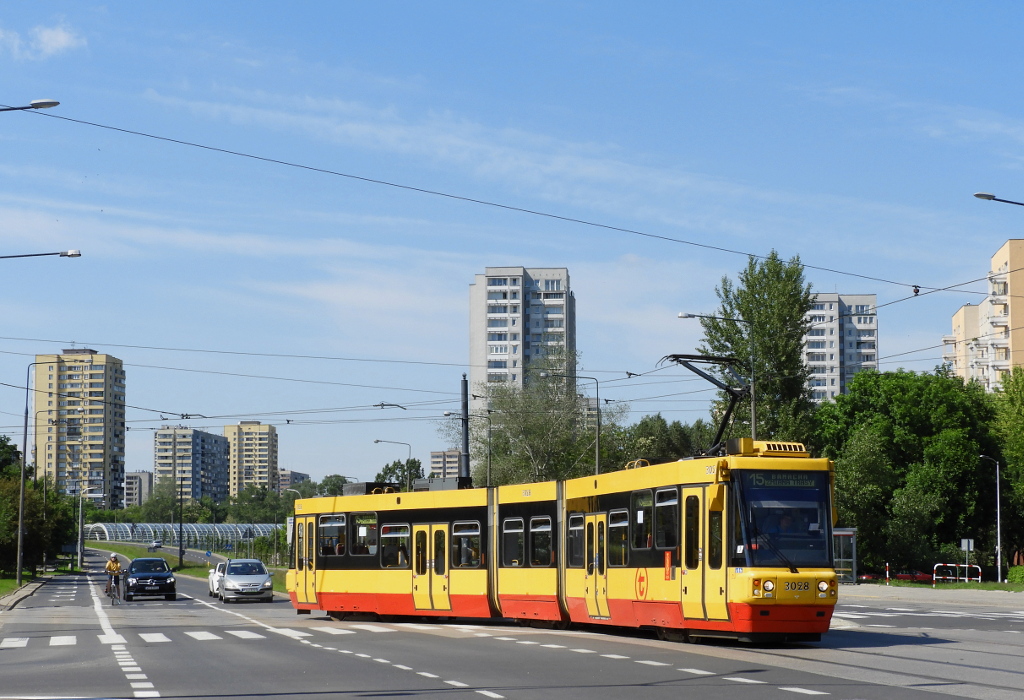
xmin=224 ymin=421 xmax=279 ymax=496
xmin=430 ymin=450 xmax=461 ymax=479
xmin=943 ymin=239 xmax=1024 ymax=390
xmin=32 ymin=349 xmax=126 ymax=507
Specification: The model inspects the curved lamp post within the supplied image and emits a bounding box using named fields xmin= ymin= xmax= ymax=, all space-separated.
xmin=374 ymin=439 xmax=412 ymax=491
xmin=974 ymin=192 xmax=1024 ymax=207
xmin=1 ymin=250 xmax=81 ymax=260
xmin=0 ymin=99 xmax=59 ymax=113
xmin=679 ymin=311 xmax=756 ymax=440
xmin=979 ymin=455 xmax=1003 ymax=583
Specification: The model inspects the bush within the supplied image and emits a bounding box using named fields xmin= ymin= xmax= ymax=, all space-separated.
xmin=1007 ymin=566 xmax=1024 ymax=585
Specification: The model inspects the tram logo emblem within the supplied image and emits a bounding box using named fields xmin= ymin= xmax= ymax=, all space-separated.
xmin=635 ymin=568 xmax=649 ymax=600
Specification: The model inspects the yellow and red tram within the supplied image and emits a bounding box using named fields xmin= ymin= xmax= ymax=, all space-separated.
xmin=286 ymin=437 xmax=838 ymax=642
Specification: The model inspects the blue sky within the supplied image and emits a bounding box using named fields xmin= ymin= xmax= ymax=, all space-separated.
xmin=1 ymin=3 xmax=1022 ymax=482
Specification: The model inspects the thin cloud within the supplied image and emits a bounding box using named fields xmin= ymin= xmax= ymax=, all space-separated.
xmin=0 ymin=22 xmax=85 ymax=60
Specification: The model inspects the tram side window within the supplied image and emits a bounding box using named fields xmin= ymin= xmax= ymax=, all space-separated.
xmin=434 ymin=530 xmax=447 ymax=575
xmin=530 ymin=516 xmax=553 ymax=566
xmin=708 ymin=510 xmax=723 ymax=570
xmin=380 ymin=524 xmax=410 ymax=568
xmin=351 ymin=512 xmax=378 ymax=556
xmin=684 ymin=495 xmax=700 ymax=569
xmin=296 ymin=522 xmax=304 ymax=569
xmin=632 ymin=490 xmax=653 ymax=549
xmin=567 ymin=514 xmax=585 ymax=568
xmin=452 ymin=521 xmax=481 ymax=568
xmin=502 ymin=518 xmax=525 ymax=567
xmin=319 ymin=514 xmax=346 ymax=557
xmin=306 ymin=522 xmax=315 ymax=570
xmin=654 ymin=489 xmax=679 ymax=549
xmin=608 ymin=510 xmax=629 ymax=566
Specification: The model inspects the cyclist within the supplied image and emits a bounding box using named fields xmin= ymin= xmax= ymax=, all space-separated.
xmin=105 ymin=553 xmax=122 ymax=599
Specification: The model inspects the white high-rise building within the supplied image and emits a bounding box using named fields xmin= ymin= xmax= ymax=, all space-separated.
xmin=469 ymin=267 xmax=576 ymax=396
xmin=803 ymin=293 xmax=878 ymax=402
xmin=153 ymin=427 xmax=230 ymax=503
xmin=33 ymin=349 xmax=127 ymax=507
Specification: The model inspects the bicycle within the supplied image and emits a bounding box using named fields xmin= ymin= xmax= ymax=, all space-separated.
xmin=106 ymin=574 xmax=121 ymax=606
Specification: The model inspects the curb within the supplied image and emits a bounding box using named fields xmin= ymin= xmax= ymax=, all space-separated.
xmin=0 ymin=576 xmax=53 ymax=612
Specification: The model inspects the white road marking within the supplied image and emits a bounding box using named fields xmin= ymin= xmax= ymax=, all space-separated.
xmin=477 ymin=692 xmax=505 ymax=699
xmin=445 ymin=681 xmax=469 ymax=687
xmin=601 ymin=654 xmax=629 ymax=659
xmin=348 ymin=624 xmax=393 ymax=633
xmin=679 ymin=668 xmax=714 ymax=675
xmin=540 ymin=644 xmax=565 ymax=648
xmin=636 ymin=660 xmax=669 ymax=666
xmin=139 ymin=633 xmax=171 ymax=643
xmin=269 ymin=628 xmax=312 ymax=638
xmin=134 ymin=692 xmax=161 ymax=698
xmin=0 ymin=638 xmax=29 ymax=648
xmin=779 ymin=688 xmax=829 ymax=695
xmin=130 ymin=682 xmax=155 ymax=689
xmin=374 ymin=658 xmax=390 ymax=664
xmin=418 ymin=672 xmax=440 ymax=678
xmin=125 ymin=674 xmax=149 ymax=680
xmin=570 ymin=648 xmax=596 ymax=653
xmin=516 ymin=641 xmax=539 ymax=645
xmin=311 ymin=626 xmax=356 ymax=635
xmin=226 ymin=630 xmax=265 ymax=639
xmin=49 ymin=636 xmax=76 ymax=646
xmin=394 ymin=665 xmax=413 ymax=670
xmin=184 ymin=631 xmax=222 ymax=641
xmin=724 ymin=677 xmax=766 ymax=684
xmin=98 ymin=634 xmax=127 ymax=645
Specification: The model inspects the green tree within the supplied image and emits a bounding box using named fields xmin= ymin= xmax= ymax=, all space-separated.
xmin=697 ymin=251 xmax=815 ymax=443
xmin=613 ymin=414 xmax=696 ymax=465
xmin=319 ymin=474 xmax=351 ymax=496
xmin=459 ymin=351 xmax=628 ymax=486
xmin=815 ymin=368 xmax=998 ymax=570
xmin=374 ymin=459 xmax=423 ymax=492
xmin=992 ymin=366 xmax=1024 ymax=568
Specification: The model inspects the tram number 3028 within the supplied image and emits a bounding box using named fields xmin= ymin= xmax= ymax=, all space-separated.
xmin=784 ymin=581 xmax=810 ymax=591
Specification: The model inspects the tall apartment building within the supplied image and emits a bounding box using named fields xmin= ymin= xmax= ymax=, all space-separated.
xmin=469 ymin=267 xmax=576 ymax=396
xmin=153 ymin=427 xmax=229 ymax=503
xmin=278 ymin=469 xmax=310 ymax=494
xmin=943 ymin=239 xmax=1023 ymax=391
xmin=124 ymin=470 xmax=154 ymax=508
xmin=224 ymin=421 xmax=279 ymax=496
xmin=429 ymin=450 xmax=461 ymax=479
xmin=803 ymin=294 xmax=879 ymax=402
xmin=32 ymin=349 xmax=127 ymax=507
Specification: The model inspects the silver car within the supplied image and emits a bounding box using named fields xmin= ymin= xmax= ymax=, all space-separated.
xmin=219 ymin=558 xmax=274 ymax=603
xmin=207 ymin=562 xmax=225 ymax=597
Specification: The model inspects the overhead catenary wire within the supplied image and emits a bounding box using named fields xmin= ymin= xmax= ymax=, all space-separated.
xmin=24 ymin=108 xmax=1003 ymax=297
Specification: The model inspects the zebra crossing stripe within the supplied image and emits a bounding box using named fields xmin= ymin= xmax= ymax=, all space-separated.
xmin=226 ymin=630 xmax=266 ymax=639
xmin=0 ymin=638 xmax=29 ymax=648
xmin=311 ymin=626 xmax=356 ymax=635
xmin=184 ymin=631 xmax=222 ymax=641
xmin=50 ymin=636 xmax=76 ymax=646
xmin=139 ymin=633 xmax=172 ymax=643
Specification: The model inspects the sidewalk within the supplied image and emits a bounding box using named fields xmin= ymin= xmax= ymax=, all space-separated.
xmin=840 ymin=582 xmax=1024 ymax=609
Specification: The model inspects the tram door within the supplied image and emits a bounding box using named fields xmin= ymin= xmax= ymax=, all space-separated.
xmin=412 ymin=524 xmax=452 ymax=611
xmin=294 ymin=516 xmax=318 ymax=606
xmin=680 ymin=489 xmax=705 ymax=619
xmin=584 ymin=513 xmax=610 ymax=618
xmin=704 ymin=491 xmax=729 ymax=620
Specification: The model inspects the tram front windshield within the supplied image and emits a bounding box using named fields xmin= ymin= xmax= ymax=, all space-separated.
xmin=732 ymin=470 xmax=832 ymax=569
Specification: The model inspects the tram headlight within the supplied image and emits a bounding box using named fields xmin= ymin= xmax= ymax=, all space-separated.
xmin=763 ymin=580 xmax=775 ymax=592
xmin=817 ymin=581 xmax=829 ymax=592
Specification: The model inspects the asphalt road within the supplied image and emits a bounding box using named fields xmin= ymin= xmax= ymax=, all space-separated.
xmin=2 ymin=552 xmax=1023 ymax=700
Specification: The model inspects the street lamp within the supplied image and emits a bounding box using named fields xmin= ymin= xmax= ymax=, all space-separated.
xmin=0 ymin=99 xmax=60 ymax=112
xmin=17 ymin=359 xmax=58 ymax=586
xmin=974 ymin=192 xmax=1024 ymax=207
xmin=445 ymin=411 xmax=491 ymax=486
xmin=979 ymin=455 xmax=1003 ymax=583
xmin=0 ymin=250 xmax=81 ymax=260
xmin=374 ymin=439 xmax=412 ymax=491
xmin=77 ymin=485 xmax=105 ymax=570
xmin=539 ymin=372 xmax=601 ymax=475
xmin=679 ymin=311 xmax=757 ymax=440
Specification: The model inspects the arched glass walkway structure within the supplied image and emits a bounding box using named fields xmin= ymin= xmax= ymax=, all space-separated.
xmin=84 ymin=523 xmax=280 ymax=549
